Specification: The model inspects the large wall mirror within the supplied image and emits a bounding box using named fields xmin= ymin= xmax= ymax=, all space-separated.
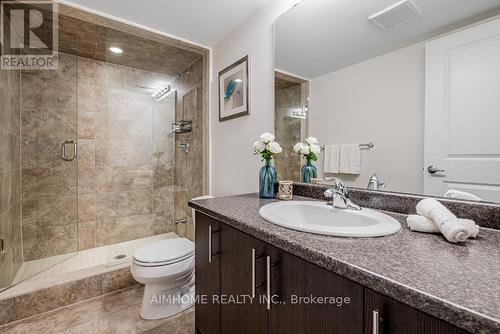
xmin=274 ymin=0 xmax=500 ymax=203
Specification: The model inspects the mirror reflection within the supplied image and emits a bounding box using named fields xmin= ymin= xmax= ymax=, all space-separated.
xmin=275 ymin=0 xmax=500 ymax=203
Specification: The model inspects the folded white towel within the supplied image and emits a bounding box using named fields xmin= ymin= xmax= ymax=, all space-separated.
xmin=406 ymin=215 xmax=479 ymax=238
xmin=415 ymin=198 xmax=468 ymax=243
xmin=444 ymin=189 xmax=482 ymax=202
xmin=324 ymin=145 xmax=340 ymax=173
xmin=339 ymin=144 xmax=360 ymax=174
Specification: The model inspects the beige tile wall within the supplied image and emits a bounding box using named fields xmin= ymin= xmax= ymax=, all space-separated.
xmin=275 ymin=84 xmax=303 ymax=182
xmin=21 ymin=54 xmax=79 ymax=261
xmin=172 ymin=59 xmax=204 ymax=240
xmin=20 ymin=53 xmax=180 ymax=260
xmin=0 ymin=53 xmax=22 ymax=289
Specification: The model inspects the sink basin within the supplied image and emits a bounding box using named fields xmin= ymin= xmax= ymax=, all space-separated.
xmin=259 ymin=201 xmax=401 ymax=237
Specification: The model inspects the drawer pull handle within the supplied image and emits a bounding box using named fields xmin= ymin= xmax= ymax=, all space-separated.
xmin=208 ymin=225 xmax=220 ymax=263
xmin=208 ymin=226 xmax=213 ymax=263
xmin=266 ymin=256 xmax=271 ymax=310
xmin=373 ymin=310 xmax=380 ymax=334
xmin=251 ymin=248 xmax=256 ymax=298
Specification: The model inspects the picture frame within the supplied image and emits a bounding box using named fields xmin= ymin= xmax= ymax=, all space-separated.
xmin=218 ymin=56 xmax=249 ymax=122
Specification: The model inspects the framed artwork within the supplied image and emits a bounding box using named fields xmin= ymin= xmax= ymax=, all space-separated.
xmin=218 ymin=56 xmax=249 ymax=122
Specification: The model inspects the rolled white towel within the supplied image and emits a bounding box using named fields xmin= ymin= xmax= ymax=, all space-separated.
xmin=460 ymin=219 xmax=480 ymax=239
xmin=444 ymin=189 xmax=482 ymax=202
xmin=406 ymin=215 xmax=479 ymax=238
xmin=407 ymin=215 xmax=438 ymax=233
xmin=415 ymin=198 xmax=468 ymax=243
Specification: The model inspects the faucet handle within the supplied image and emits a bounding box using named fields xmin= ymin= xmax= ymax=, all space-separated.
xmin=332 ymin=177 xmax=347 ymax=195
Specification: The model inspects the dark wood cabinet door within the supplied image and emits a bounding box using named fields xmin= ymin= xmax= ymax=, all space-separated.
xmin=269 ymin=248 xmax=363 ymax=334
xmin=364 ymin=289 xmax=469 ymax=334
xmin=220 ymin=224 xmax=268 ymax=334
xmin=195 ymin=213 xmax=221 ymax=334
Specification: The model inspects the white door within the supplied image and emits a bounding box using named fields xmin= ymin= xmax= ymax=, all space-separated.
xmin=424 ymin=17 xmax=500 ymax=202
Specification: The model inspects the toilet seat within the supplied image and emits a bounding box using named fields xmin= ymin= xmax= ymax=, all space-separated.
xmin=133 ymin=238 xmax=195 ymax=267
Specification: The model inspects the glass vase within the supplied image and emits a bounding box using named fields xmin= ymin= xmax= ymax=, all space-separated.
xmin=301 ymin=159 xmax=317 ymax=183
xmin=259 ymin=159 xmax=278 ymax=199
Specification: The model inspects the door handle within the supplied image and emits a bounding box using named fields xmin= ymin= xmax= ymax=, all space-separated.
xmin=61 ymin=140 xmax=77 ymax=161
xmin=251 ymin=248 xmax=264 ymax=298
xmin=208 ymin=225 xmax=213 ymax=263
xmin=208 ymin=225 xmax=220 ymax=263
xmin=72 ymin=140 xmax=78 ymax=160
xmin=252 ymin=248 xmax=256 ymax=298
xmin=372 ymin=310 xmax=380 ymax=334
xmin=427 ymin=165 xmax=445 ymax=174
xmin=266 ymin=256 xmax=271 ymax=310
xmin=265 ymin=256 xmax=279 ymax=311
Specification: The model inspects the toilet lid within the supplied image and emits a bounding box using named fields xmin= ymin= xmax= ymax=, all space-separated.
xmin=133 ymin=238 xmax=194 ymax=264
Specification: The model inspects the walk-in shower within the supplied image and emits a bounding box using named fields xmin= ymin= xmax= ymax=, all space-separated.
xmin=0 ymin=3 xmax=208 ymax=295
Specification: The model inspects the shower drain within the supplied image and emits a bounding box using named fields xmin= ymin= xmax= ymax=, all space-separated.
xmin=114 ymin=254 xmax=127 ymax=260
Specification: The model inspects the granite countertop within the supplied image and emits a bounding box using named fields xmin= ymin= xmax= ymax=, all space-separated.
xmin=189 ymin=194 xmax=500 ymax=334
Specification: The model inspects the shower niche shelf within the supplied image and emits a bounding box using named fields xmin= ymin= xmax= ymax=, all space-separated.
xmin=171 ymin=120 xmax=192 ymax=133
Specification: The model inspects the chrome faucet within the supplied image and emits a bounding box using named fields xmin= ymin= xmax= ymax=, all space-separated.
xmin=324 ymin=178 xmax=361 ymax=211
xmin=367 ymin=173 xmax=386 ymax=191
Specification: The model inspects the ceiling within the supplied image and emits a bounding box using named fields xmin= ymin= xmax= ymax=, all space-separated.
xmin=275 ymin=0 xmax=500 ymax=79
xmin=275 ymin=71 xmax=307 ymax=91
xmin=275 ymin=76 xmax=300 ymax=91
xmin=61 ymin=0 xmax=273 ymax=46
xmin=24 ymin=4 xmax=201 ymax=76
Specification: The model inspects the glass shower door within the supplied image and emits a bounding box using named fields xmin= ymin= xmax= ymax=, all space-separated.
xmin=12 ymin=53 xmax=80 ymax=287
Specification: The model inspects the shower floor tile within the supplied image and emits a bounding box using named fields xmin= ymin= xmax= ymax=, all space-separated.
xmin=1 ymin=233 xmax=177 ymax=300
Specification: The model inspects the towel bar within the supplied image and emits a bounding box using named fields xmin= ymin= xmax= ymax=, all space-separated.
xmin=320 ymin=142 xmax=374 ymax=151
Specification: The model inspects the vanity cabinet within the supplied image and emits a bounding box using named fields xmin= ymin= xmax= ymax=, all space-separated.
xmin=364 ymin=290 xmax=468 ymax=334
xmin=268 ymin=247 xmax=364 ymax=334
xmin=219 ymin=222 xmax=268 ymax=334
xmin=195 ymin=212 xmax=470 ymax=334
xmin=195 ymin=213 xmax=221 ymax=334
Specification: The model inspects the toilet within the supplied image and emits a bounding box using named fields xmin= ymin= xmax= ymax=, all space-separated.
xmin=131 ymin=195 xmax=213 ymax=320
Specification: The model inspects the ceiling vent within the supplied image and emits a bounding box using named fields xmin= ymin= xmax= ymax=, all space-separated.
xmin=368 ymin=0 xmax=422 ymax=30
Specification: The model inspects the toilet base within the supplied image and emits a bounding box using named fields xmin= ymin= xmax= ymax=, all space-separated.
xmin=139 ymin=281 xmax=195 ymax=320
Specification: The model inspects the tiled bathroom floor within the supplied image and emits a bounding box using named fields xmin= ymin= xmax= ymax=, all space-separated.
xmin=1 ymin=233 xmax=177 ymax=299
xmin=0 ymin=285 xmax=194 ymax=334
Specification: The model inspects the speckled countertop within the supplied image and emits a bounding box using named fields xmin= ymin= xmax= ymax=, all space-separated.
xmin=189 ymin=194 xmax=500 ymax=334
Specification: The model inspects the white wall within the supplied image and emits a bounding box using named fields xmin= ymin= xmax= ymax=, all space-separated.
xmin=310 ymin=42 xmax=425 ymax=194
xmin=210 ymin=0 xmax=297 ymax=196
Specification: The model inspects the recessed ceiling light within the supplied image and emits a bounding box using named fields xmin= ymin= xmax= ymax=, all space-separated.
xmin=234 ymin=79 xmax=242 ymax=83
xmin=109 ymin=47 xmax=123 ymax=54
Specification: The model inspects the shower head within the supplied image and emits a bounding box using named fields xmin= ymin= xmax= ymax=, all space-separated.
xmin=152 ymin=86 xmax=172 ymax=102
xmin=134 ymin=84 xmax=172 ymax=101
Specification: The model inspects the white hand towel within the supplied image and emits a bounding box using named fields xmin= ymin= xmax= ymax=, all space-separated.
xmin=406 ymin=215 xmax=479 ymax=238
xmin=407 ymin=215 xmax=438 ymax=233
xmin=339 ymin=144 xmax=360 ymax=174
xmin=416 ymin=198 xmax=468 ymax=243
xmin=444 ymin=189 xmax=483 ymax=202
xmin=324 ymin=145 xmax=340 ymax=173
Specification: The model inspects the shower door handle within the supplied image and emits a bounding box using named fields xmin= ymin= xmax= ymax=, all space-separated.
xmin=61 ymin=140 xmax=77 ymax=161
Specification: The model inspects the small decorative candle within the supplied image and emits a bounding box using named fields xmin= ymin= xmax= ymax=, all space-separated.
xmin=278 ymin=181 xmax=293 ymax=200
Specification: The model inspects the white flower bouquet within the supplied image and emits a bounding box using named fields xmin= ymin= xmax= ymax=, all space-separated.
xmin=253 ymin=132 xmax=282 ymax=162
xmin=293 ymin=137 xmax=321 ymax=163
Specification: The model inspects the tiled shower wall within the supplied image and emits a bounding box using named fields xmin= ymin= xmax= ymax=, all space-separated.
xmin=275 ymin=84 xmax=303 ymax=182
xmin=0 ymin=56 xmax=22 ymax=288
xmin=20 ymin=53 xmax=181 ymax=261
xmin=173 ymin=59 xmax=204 ymax=241
xmin=21 ymin=54 xmax=79 ymax=261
